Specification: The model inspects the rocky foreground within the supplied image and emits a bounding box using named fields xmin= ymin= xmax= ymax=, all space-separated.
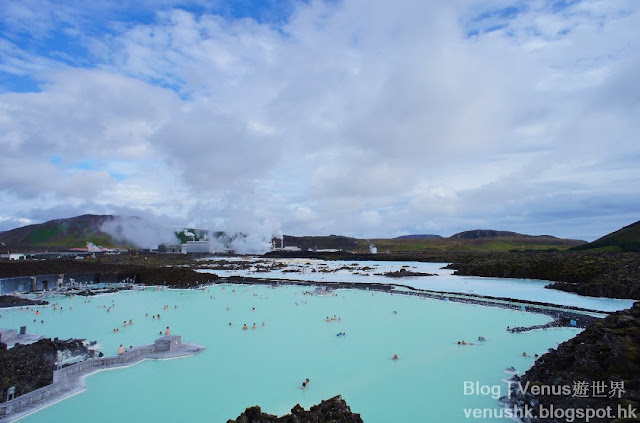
xmin=0 ymin=338 xmax=93 ymax=400
xmin=447 ymin=251 xmax=640 ymax=300
xmin=227 ymin=395 xmax=363 ymax=423
xmin=0 ymin=295 xmax=48 ymax=308
xmin=509 ymin=302 xmax=640 ymax=422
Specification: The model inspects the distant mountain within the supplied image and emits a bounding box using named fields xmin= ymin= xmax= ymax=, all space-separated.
xmin=0 ymin=214 xmax=588 ymax=253
xmin=394 ymin=234 xmax=442 ymax=240
xmin=450 ymin=229 xmax=531 ymax=239
xmin=572 ymin=220 xmax=640 ymax=252
xmin=0 ymin=214 xmax=129 ymax=249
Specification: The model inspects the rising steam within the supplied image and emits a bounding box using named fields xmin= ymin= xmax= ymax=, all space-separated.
xmin=101 ymin=215 xmax=282 ymax=254
xmin=101 ymin=216 xmax=179 ymax=249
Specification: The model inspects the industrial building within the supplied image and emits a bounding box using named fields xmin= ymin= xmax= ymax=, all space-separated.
xmin=181 ymin=241 xmax=211 ymax=254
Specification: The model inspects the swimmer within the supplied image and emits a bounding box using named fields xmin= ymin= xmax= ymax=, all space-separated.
xmin=522 ymin=352 xmax=530 ymax=357
xmin=118 ymin=344 xmax=124 ymax=355
xmin=165 ymin=326 xmax=171 ymax=335
xmin=252 ymin=323 xmax=257 ymax=329
xmin=243 ymin=324 xmax=248 ymax=330
xmin=392 ymin=354 xmax=399 ymax=360
xmin=261 ymin=322 xmax=265 ymax=327
xmin=301 ymin=382 xmax=307 ymax=390
xmin=129 ymin=319 xmax=133 ymax=325
xmin=123 ymin=321 xmax=127 ymax=327
xmin=229 ymin=322 xmax=232 ymax=326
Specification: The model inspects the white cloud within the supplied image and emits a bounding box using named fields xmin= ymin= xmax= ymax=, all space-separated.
xmin=0 ymin=0 xmax=639 ymax=240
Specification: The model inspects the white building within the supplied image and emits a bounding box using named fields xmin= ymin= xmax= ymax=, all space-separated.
xmin=0 ymin=253 xmax=26 ymax=260
xmin=181 ymin=241 xmax=211 ymax=254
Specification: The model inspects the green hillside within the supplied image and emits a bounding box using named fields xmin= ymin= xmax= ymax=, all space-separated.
xmin=572 ymin=220 xmax=640 ymax=252
xmin=0 ymin=215 xmax=126 ymax=249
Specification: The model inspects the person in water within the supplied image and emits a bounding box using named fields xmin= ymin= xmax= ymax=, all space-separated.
xmin=242 ymin=324 xmax=248 ymax=330
xmin=165 ymin=326 xmax=171 ymax=335
xmin=392 ymin=354 xmax=398 ymax=360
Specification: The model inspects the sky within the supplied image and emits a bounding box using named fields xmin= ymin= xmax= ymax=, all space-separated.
xmin=0 ymin=0 xmax=639 ymax=242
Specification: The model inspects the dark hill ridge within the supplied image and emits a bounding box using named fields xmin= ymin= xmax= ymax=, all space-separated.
xmin=1 ymin=213 xmax=585 ymax=252
xmin=450 ymin=229 xmax=556 ymax=239
xmin=0 ymin=214 xmax=126 ymax=248
xmin=282 ymin=234 xmax=363 ymax=251
xmin=573 ymin=219 xmax=640 ymax=252
xmin=394 ymin=234 xmax=442 ymax=239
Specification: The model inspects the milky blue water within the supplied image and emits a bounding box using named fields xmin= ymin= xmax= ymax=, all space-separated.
xmin=2 ymin=282 xmax=584 ymax=423
xmin=196 ymin=258 xmax=635 ymax=312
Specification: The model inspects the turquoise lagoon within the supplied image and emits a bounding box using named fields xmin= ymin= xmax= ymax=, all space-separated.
xmin=3 ymin=279 xmax=592 ymax=423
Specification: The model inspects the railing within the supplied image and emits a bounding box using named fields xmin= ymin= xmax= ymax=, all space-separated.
xmin=1 ymin=345 xmax=155 ymax=417
xmin=53 ymin=345 xmax=155 ymax=382
xmin=0 ymin=380 xmax=71 ymax=416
